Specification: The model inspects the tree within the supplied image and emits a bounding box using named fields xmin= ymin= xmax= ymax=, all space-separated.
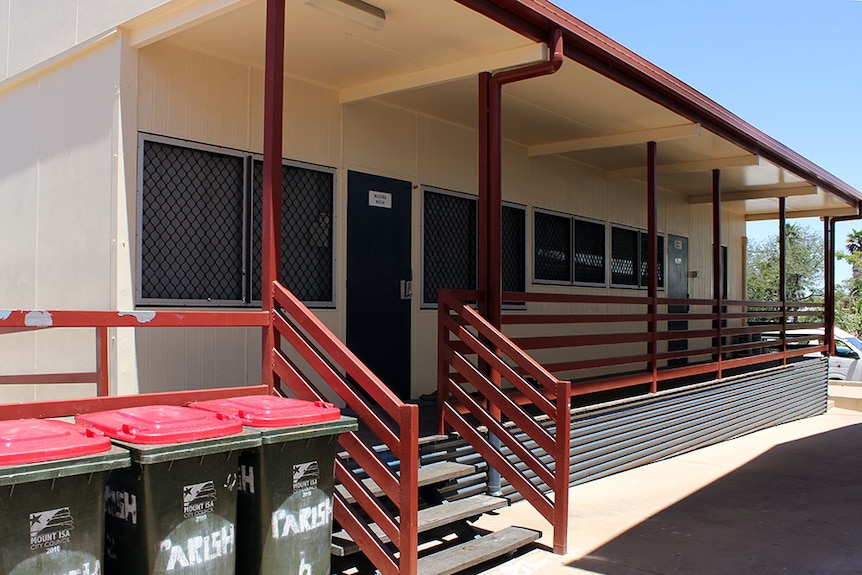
xmin=836 ymin=228 xmax=862 ymax=334
xmin=746 ymin=223 xmax=824 ymax=303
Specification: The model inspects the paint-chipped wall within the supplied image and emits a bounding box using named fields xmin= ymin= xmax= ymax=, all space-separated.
xmin=0 ymin=37 xmax=123 ymax=403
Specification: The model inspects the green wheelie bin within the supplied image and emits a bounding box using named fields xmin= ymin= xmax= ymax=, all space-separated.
xmin=0 ymin=418 xmax=130 ymax=575
xmin=188 ymin=395 xmax=357 ymax=575
xmin=76 ymin=405 xmax=260 ymax=575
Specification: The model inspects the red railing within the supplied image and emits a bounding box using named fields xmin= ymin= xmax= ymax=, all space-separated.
xmin=438 ymin=289 xmax=826 ymax=554
xmin=270 ymin=282 xmax=419 ymax=575
xmin=437 ymin=290 xmax=571 ymax=554
xmin=494 ymin=292 xmax=825 ymax=396
xmin=0 ymin=309 xmax=270 ymax=418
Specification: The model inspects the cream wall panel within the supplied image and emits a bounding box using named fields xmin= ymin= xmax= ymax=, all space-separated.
xmin=417 ymin=117 xmax=476 ymax=194
xmin=35 ymin=44 xmax=119 ymax=308
xmin=343 ymin=101 xmax=417 ymax=181
xmin=7 ymin=0 xmax=77 ymax=76
xmin=0 ymin=39 xmax=121 ymax=406
xmin=2 ymin=0 xmax=174 ymax=81
xmin=283 ymin=77 xmax=342 ymax=166
xmin=136 ymin=327 xmax=259 ymax=393
xmin=0 ymin=83 xmax=38 ymax=308
xmin=138 ymin=43 xmax=252 ymax=150
xmin=0 ymin=0 xmax=8 ymax=79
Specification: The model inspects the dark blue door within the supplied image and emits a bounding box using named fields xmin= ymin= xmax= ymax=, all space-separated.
xmin=667 ymin=234 xmax=689 ymax=367
xmin=346 ymin=171 xmax=412 ymax=399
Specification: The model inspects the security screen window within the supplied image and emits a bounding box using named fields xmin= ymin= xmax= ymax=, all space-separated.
xmin=251 ymin=160 xmax=335 ymax=306
xmin=422 ymin=190 xmax=477 ymax=305
xmin=639 ymin=231 xmax=665 ymax=289
xmin=611 ymin=226 xmax=638 ymax=287
xmin=139 ymin=138 xmax=246 ymax=304
xmin=422 ymin=191 xmax=525 ymax=306
xmin=138 ymin=134 xmax=335 ymax=307
xmin=573 ymin=219 xmax=606 ymax=285
xmin=534 ymin=211 xmax=572 ymax=283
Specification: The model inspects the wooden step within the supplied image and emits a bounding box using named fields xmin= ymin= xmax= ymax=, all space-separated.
xmin=331 ymin=494 xmax=507 ymax=556
xmin=416 ymin=526 xmax=542 ymax=575
xmin=335 ymin=461 xmax=476 ymax=504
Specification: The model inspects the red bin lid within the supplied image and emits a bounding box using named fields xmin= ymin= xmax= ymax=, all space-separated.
xmin=76 ymin=405 xmax=243 ymax=445
xmin=0 ymin=419 xmax=112 ymax=466
xmin=188 ymin=395 xmax=341 ymax=428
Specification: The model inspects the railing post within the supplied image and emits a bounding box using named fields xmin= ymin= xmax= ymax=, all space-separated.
xmin=553 ymin=379 xmax=571 ymax=555
xmin=399 ymin=404 xmax=420 ymax=575
xmin=96 ymin=327 xmax=110 ymax=396
xmin=437 ymin=292 xmax=449 ymax=436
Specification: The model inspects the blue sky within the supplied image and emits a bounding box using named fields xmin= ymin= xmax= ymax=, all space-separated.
xmin=553 ymin=0 xmax=862 ymax=282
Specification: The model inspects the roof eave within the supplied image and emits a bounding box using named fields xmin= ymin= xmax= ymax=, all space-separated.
xmin=455 ymin=0 xmax=862 ymax=209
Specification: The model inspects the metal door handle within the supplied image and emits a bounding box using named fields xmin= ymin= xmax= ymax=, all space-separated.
xmin=400 ymin=280 xmax=412 ymax=299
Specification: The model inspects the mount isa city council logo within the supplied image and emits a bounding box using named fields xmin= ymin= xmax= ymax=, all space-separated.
xmin=293 ymin=461 xmax=320 ymax=492
xmin=30 ymin=507 xmax=74 ymax=550
xmin=183 ymin=481 xmax=217 ymax=518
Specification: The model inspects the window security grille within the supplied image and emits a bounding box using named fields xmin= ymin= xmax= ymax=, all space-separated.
xmin=534 ymin=211 xmax=571 ymax=283
xmin=422 ymin=191 xmax=526 ymax=306
xmin=534 ymin=210 xmax=606 ymax=286
xmin=502 ymin=205 xmax=526 ymax=293
xmin=574 ymin=219 xmax=606 ymax=284
xmin=140 ymin=140 xmax=245 ymax=302
xmin=611 ymin=227 xmax=638 ymax=286
xmin=639 ymin=231 xmax=665 ymax=289
xmin=251 ymin=160 xmax=334 ymax=304
xmin=138 ymin=135 xmax=334 ymax=306
xmin=422 ymin=190 xmax=477 ymax=305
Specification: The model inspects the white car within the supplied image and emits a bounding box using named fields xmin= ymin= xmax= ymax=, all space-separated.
xmin=763 ymin=327 xmax=862 ymax=381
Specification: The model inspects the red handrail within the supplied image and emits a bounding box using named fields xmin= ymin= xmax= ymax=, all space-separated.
xmin=0 ymin=309 xmax=270 ymax=419
xmin=438 ymin=290 xmax=571 ymax=554
xmin=270 ymin=282 xmax=419 ymax=575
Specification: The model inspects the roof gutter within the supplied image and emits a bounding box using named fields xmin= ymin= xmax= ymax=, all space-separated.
xmin=454 ymin=0 xmax=862 ymax=207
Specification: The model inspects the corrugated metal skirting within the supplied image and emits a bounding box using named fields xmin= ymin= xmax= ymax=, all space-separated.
xmin=424 ymin=360 xmax=828 ymax=502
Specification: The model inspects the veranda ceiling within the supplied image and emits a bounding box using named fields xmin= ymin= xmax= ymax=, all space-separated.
xmin=127 ymin=0 xmax=860 ymax=220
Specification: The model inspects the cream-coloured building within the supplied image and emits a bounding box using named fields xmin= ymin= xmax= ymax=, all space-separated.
xmin=3 ymin=0 xmax=854 ymax=404
xmin=2 ymin=1 xmax=859 ymax=571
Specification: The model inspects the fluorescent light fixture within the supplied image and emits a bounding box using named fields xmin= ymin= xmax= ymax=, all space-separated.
xmin=304 ymin=0 xmax=386 ymax=31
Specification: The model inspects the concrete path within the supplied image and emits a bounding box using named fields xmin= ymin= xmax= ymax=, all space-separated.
xmin=472 ymin=406 xmax=862 ymax=575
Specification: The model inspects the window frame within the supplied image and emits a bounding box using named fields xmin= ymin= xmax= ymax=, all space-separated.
xmin=419 ymin=186 xmax=479 ymax=309
xmin=136 ymin=133 xmax=336 ymax=308
xmin=532 ymin=208 xmax=608 ymax=288
xmin=420 ymin=188 xmax=527 ymax=309
xmin=249 ymin=154 xmax=337 ymax=308
xmin=609 ymin=223 xmax=666 ymax=290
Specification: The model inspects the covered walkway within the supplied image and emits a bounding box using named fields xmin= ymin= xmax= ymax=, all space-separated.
xmin=473 ymin=403 xmax=862 ymax=574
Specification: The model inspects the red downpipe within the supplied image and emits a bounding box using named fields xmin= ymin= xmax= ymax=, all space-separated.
xmin=262 ymin=0 xmax=285 ymax=392
xmin=482 ymin=28 xmax=564 ymax=329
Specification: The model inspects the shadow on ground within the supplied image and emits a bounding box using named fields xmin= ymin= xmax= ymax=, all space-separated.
xmin=568 ymin=423 xmax=862 ymax=575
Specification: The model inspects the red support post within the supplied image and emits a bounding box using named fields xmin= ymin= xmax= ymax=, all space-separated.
xmin=647 ymin=141 xmax=658 ymax=393
xmin=825 ymin=217 xmax=833 ymax=354
xmin=262 ymin=0 xmax=285 ymax=393
xmin=478 ymin=72 xmax=491 ymax=321
xmin=779 ymin=197 xmax=787 ymax=363
xmin=96 ymin=327 xmax=109 ymax=396
xmin=712 ymin=169 xmax=723 ymax=377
